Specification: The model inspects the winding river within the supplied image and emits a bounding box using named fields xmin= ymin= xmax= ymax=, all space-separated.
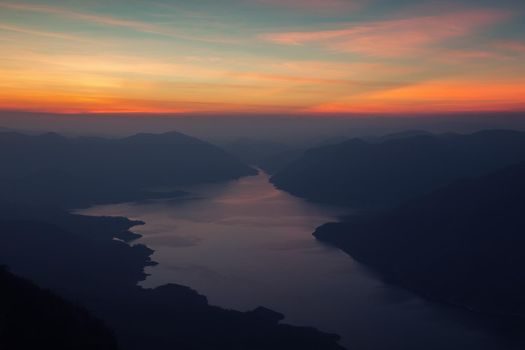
xmin=79 ymin=172 xmax=524 ymax=349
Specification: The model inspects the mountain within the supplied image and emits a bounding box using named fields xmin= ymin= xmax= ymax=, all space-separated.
xmin=0 ymin=266 xmax=117 ymax=350
xmin=0 ymin=131 xmax=257 ymax=208
xmin=271 ymin=130 xmax=525 ymax=208
xmin=314 ymin=161 xmax=525 ymax=318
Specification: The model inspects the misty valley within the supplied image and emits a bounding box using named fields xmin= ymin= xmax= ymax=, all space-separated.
xmin=1 ymin=128 xmax=525 ymax=350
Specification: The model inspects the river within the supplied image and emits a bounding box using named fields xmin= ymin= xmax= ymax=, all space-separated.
xmin=79 ymin=172 xmax=523 ymax=349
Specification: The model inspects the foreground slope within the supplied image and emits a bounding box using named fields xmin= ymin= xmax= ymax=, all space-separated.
xmin=0 ymin=266 xmax=117 ymax=350
xmin=315 ymin=161 xmax=525 ymax=318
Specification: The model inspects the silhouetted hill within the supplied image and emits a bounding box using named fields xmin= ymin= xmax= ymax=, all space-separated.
xmin=100 ymin=284 xmax=344 ymax=350
xmin=271 ymin=130 xmax=525 ymax=207
xmin=0 ymin=202 xmax=144 ymax=242
xmin=0 ymin=219 xmax=154 ymax=295
xmin=0 ymin=266 xmax=117 ymax=350
xmin=315 ymin=161 xmax=525 ymax=319
xmin=0 ymin=207 xmax=343 ymax=349
xmin=0 ymin=131 xmax=257 ymax=207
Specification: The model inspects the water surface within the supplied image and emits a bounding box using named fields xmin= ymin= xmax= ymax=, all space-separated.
xmin=80 ymin=172 xmax=524 ymax=349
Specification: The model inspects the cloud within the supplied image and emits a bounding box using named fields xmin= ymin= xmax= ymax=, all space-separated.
xmin=254 ymin=0 xmax=361 ymax=13
xmin=307 ymin=79 xmax=525 ymax=113
xmin=496 ymin=40 xmax=525 ymax=54
xmin=430 ymin=48 xmax=510 ymax=63
xmin=0 ymin=23 xmax=86 ymax=41
xmin=261 ymin=9 xmax=509 ymax=57
xmin=231 ymin=72 xmax=356 ymax=85
xmin=0 ymin=2 xmax=237 ymax=44
xmin=0 ymin=2 xmax=156 ymax=30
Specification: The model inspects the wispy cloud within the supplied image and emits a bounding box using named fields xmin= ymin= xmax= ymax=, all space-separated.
xmin=0 ymin=2 xmax=237 ymax=44
xmin=431 ymin=48 xmax=510 ymax=63
xmin=261 ymin=9 xmax=509 ymax=57
xmin=0 ymin=2 xmax=156 ymax=30
xmin=254 ymin=0 xmax=362 ymax=13
xmin=307 ymin=78 xmax=525 ymax=114
xmin=496 ymin=40 xmax=525 ymax=54
xmin=0 ymin=22 xmax=85 ymax=41
xmin=232 ymin=72 xmax=357 ymax=85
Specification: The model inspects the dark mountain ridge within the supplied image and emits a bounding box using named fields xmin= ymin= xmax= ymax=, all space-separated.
xmin=0 ymin=130 xmax=257 ymax=207
xmin=314 ymin=160 xmax=525 ymax=320
xmin=271 ymin=129 xmax=525 ymax=208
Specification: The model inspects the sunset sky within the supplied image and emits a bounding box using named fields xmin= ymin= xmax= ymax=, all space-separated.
xmin=1 ymin=0 xmax=524 ymax=115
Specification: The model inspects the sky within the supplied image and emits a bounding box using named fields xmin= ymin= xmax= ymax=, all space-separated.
xmin=0 ymin=0 xmax=524 ymax=115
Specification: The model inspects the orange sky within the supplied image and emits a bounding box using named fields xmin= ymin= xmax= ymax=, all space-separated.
xmin=0 ymin=0 xmax=524 ymax=115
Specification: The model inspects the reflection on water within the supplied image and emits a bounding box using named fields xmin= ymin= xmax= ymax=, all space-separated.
xmin=80 ymin=172 xmax=524 ymax=350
